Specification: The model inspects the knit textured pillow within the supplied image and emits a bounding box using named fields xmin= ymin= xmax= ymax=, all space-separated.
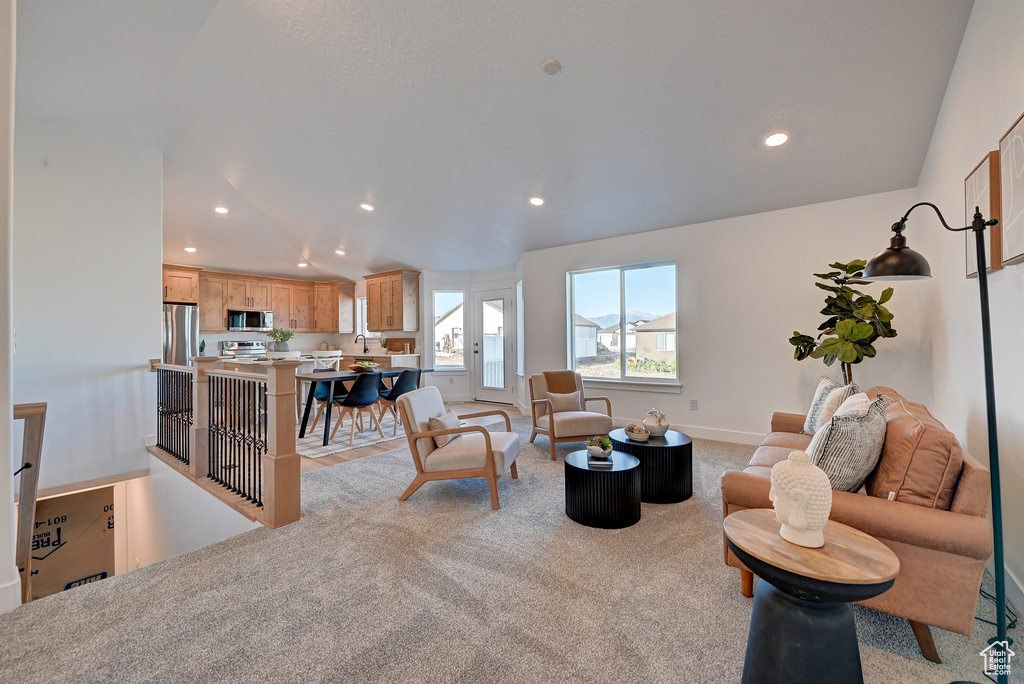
xmin=546 ymin=391 xmax=582 ymax=413
xmin=428 ymin=410 xmax=462 ymax=448
xmin=802 ymin=376 xmax=860 ymax=435
xmin=807 ymin=394 xmax=887 ymax=492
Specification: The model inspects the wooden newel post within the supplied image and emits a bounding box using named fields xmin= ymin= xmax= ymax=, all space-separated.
xmin=190 ymin=356 xmax=220 ymax=479
xmin=260 ymin=359 xmax=301 ymax=527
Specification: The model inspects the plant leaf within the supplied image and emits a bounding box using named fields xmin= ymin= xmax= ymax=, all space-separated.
xmin=878 ymin=287 xmax=893 ymax=304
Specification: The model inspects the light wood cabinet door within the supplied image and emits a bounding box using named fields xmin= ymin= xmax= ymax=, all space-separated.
xmin=250 ymin=281 xmax=272 ymax=309
xmin=227 ymin=279 xmax=249 ymax=309
xmin=366 ymin=278 xmax=384 ymax=332
xmin=292 ymin=285 xmax=313 ymax=331
xmin=198 ymin=276 xmax=227 ymax=331
xmin=272 ymin=283 xmax=292 ymax=330
xmin=364 ymin=270 xmax=419 ymax=332
xmin=313 ymin=283 xmax=339 ymax=332
xmin=163 ymin=269 xmax=199 ymax=304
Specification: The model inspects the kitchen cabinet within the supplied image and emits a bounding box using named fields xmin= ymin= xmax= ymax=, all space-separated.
xmin=292 ymin=285 xmax=313 ymax=331
xmin=271 ymin=283 xmax=292 ymax=332
xmin=162 ymin=266 xmax=200 ymax=304
xmin=227 ymin=278 xmax=271 ymax=310
xmin=364 ymin=269 xmax=419 ymax=332
xmin=198 ymin=276 xmax=228 ymax=331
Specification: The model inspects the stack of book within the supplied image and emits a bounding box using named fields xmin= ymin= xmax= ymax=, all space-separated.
xmin=588 ymin=456 xmax=614 ymax=468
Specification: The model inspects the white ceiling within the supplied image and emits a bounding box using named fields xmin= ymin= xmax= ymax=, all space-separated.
xmin=15 ymin=0 xmax=974 ymax=281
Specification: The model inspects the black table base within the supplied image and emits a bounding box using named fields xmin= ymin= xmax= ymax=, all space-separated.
xmin=564 ymin=451 xmax=640 ymax=529
xmin=609 ymin=429 xmax=692 ymax=503
xmin=728 ymin=539 xmax=894 ymax=684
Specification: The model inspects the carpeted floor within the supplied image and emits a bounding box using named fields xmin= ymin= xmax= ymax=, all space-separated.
xmin=0 ymin=417 xmax=1013 ymax=683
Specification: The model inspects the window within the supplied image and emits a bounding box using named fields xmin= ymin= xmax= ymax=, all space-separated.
xmin=355 ymin=298 xmax=380 ymax=338
xmin=433 ymin=291 xmax=465 ymax=370
xmin=516 ymin=280 xmax=524 ymax=375
xmin=569 ymin=261 xmax=677 ymax=381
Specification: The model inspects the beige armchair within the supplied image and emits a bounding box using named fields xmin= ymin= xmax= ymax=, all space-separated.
xmin=528 ymin=371 xmax=612 ymax=460
xmin=396 ymin=386 xmax=521 ymax=510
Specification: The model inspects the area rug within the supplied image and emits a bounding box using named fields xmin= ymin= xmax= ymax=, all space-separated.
xmin=0 ymin=417 xmax=1010 ymax=683
xmin=295 ymin=408 xmax=406 ymax=458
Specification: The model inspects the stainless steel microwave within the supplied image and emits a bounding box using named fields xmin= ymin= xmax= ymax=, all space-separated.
xmin=227 ymin=310 xmax=274 ymax=332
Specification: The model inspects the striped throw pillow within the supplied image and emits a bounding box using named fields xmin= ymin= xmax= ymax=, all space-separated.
xmin=802 ymin=376 xmax=859 ymax=435
xmin=807 ymin=394 xmax=887 ymax=492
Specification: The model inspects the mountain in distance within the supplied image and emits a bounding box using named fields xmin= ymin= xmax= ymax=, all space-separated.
xmin=588 ymin=311 xmax=657 ymax=328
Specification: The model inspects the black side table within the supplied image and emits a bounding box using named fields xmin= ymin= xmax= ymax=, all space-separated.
xmin=564 ymin=451 xmax=641 ymax=529
xmin=609 ymin=428 xmax=692 ymax=503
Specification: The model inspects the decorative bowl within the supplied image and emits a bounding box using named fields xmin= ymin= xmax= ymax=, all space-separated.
xmin=349 ymin=363 xmax=380 ymax=372
xmin=587 ymin=445 xmax=613 ymax=459
xmin=625 ymin=425 xmax=650 ymax=442
xmin=645 ymin=422 xmax=669 ymax=438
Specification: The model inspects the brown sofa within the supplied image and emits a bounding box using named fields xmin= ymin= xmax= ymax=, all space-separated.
xmin=721 ymin=386 xmax=992 ymax=663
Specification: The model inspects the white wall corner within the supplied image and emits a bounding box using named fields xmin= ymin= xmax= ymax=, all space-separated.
xmin=0 ymin=574 xmax=20 ymax=614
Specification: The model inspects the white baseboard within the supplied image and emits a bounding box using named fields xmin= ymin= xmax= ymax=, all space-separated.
xmin=0 ymin=573 xmax=21 ymax=614
xmin=612 ymin=418 xmax=762 ymax=446
xmin=990 ymin=558 xmax=1024 ymax=616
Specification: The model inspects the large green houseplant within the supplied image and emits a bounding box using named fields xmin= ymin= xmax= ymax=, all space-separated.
xmin=789 ymin=259 xmax=897 ymax=384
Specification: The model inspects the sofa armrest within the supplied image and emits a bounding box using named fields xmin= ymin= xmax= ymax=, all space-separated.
xmin=771 ymin=411 xmax=805 ymax=433
xmin=721 ymin=470 xmax=993 ymax=560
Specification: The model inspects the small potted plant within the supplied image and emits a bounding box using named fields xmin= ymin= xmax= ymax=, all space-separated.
xmin=380 ymin=337 xmax=389 ymax=351
xmin=266 ymin=327 xmax=295 ymax=352
xmin=586 ymin=436 xmax=613 ymax=459
xmin=199 ymin=339 xmax=206 ymax=357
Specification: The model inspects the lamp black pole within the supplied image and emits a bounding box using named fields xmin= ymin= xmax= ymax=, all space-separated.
xmin=864 ymin=202 xmax=1008 ymax=684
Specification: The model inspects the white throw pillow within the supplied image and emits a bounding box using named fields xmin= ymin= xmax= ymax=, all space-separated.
xmin=807 ymin=394 xmax=887 ymax=492
xmin=802 ymin=376 xmax=860 ymax=434
xmin=428 ymin=410 xmax=462 ymax=448
xmin=546 ymin=391 xmax=582 ymax=413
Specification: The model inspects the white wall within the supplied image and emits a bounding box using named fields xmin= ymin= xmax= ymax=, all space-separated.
xmin=914 ymin=0 xmax=1024 ymax=611
xmin=125 ymin=455 xmax=261 ymax=569
xmin=13 ymin=119 xmax=162 ymax=488
xmin=522 ymin=188 xmax=929 ymax=443
xmin=0 ymin=0 xmax=18 ymax=614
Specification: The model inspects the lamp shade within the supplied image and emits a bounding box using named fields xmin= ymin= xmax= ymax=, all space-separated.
xmin=863 ymin=233 xmax=932 ymax=280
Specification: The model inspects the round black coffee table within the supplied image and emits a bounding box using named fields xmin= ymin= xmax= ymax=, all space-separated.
xmin=609 ymin=428 xmax=692 ymax=503
xmin=564 ymin=450 xmax=641 ymax=529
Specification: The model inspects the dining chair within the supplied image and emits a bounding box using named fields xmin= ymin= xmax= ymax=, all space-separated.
xmin=329 ymin=371 xmax=385 ymax=445
xmin=377 ymin=369 xmax=422 ymax=435
xmin=308 ymin=368 xmax=350 ymax=433
xmin=310 ymin=350 xmax=344 ymax=370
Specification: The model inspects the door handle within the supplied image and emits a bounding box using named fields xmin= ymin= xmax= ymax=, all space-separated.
xmin=164 ymin=286 xmax=167 ymax=298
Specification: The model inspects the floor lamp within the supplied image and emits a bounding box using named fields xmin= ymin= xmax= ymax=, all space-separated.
xmin=863 ymin=201 xmax=1011 ymax=684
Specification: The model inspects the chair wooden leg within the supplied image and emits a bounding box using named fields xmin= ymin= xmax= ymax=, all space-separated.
xmin=487 ymin=474 xmax=500 ymax=510
xmin=331 ymin=407 xmax=352 ymax=441
xmin=529 ymin=429 xmax=538 ymax=443
xmin=740 ymin=569 xmax=754 ymax=598
xmin=369 ymin=408 xmax=385 ymax=438
xmin=908 ymin=620 xmax=941 ymax=663
xmin=399 ymin=474 xmax=428 ymax=501
xmin=510 ymin=461 xmax=518 ymax=479
xmin=310 ymin=403 xmax=325 ymax=432
xmin=550 ymin=437 xmax=557 ymax=461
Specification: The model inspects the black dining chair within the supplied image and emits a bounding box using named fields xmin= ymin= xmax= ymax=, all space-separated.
xmin=377 ymin=369 xmax=422 ymax=435
xmin=309 ymin=368 xmax=349 ymax=434
xmin=330 ymin=371 xmax=385 ymax=445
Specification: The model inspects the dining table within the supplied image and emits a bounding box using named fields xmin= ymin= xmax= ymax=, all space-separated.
xmin=296 ymin=367 xmax=432 ymax=446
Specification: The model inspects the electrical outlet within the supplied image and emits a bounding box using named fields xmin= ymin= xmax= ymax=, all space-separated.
xmin=135 ymin=558 xmax=141 ymax=569
xmin=690 ymin=399 xmax=698 ymax=411
xmin=448 ymin=377 xmax=454 ymax=385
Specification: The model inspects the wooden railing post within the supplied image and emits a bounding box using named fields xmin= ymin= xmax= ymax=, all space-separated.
xmin=260 ymin=359 xmax=301 ymax=527
xmin=190 ymin=356 xmax=220 ymax=479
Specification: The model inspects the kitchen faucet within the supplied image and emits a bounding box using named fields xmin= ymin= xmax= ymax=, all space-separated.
xmin=354 ymin=334 xmax=368 ymax=354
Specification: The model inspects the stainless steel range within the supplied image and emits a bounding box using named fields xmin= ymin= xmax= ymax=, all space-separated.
xmin=220 ymin=340 xmax=268 ymax=358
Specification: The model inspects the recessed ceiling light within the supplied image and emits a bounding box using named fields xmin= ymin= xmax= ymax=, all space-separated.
xmin=529 ymin=196 xmax=545 ymax=206
xmin=298 ymin=262 xmax=308 ymax=268
xmin=184 ymin=247 xmax=197 ymax=253
xmin=542 ymin=59 xmax=562 ymax=76
xmin=214 ymin=206 xmax=229 ymax=214
xmin=765 ymin=132 xmax=789 ymax=147
xmin=335 ymin=249 xmax=346 ymax=256
xmin=359 ymin=202 xmax=374 ymax=212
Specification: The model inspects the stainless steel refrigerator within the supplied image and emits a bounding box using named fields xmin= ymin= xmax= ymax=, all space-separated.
xmin=162 ymin=304 xmax=199 ymax=366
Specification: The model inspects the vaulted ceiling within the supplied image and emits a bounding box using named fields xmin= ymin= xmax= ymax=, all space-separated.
xmin=15 ymin=1 xmax=974 ymax=281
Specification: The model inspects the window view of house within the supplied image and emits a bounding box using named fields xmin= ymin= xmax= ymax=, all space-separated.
xmin=355 ymin=297 xmax=380 ymax=338
xmin=433 ymin=291 xmax=465 ymax=369
xmin=570 ymin=262 xmax=677 ymax=380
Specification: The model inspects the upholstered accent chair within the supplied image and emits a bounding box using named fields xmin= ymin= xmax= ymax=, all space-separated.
xmin=396 ymin=386 xmax=521 ymax=510
xmin=528 ymin=371 xmax=612 ymax=460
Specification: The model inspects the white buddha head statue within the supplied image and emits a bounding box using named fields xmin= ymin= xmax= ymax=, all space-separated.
xmin=769 ymin=450 xmax=833 ymax=548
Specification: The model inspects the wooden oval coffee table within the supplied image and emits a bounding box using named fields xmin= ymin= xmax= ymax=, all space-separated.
xmin=724 ymin=509 xmax=900 ymax=684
